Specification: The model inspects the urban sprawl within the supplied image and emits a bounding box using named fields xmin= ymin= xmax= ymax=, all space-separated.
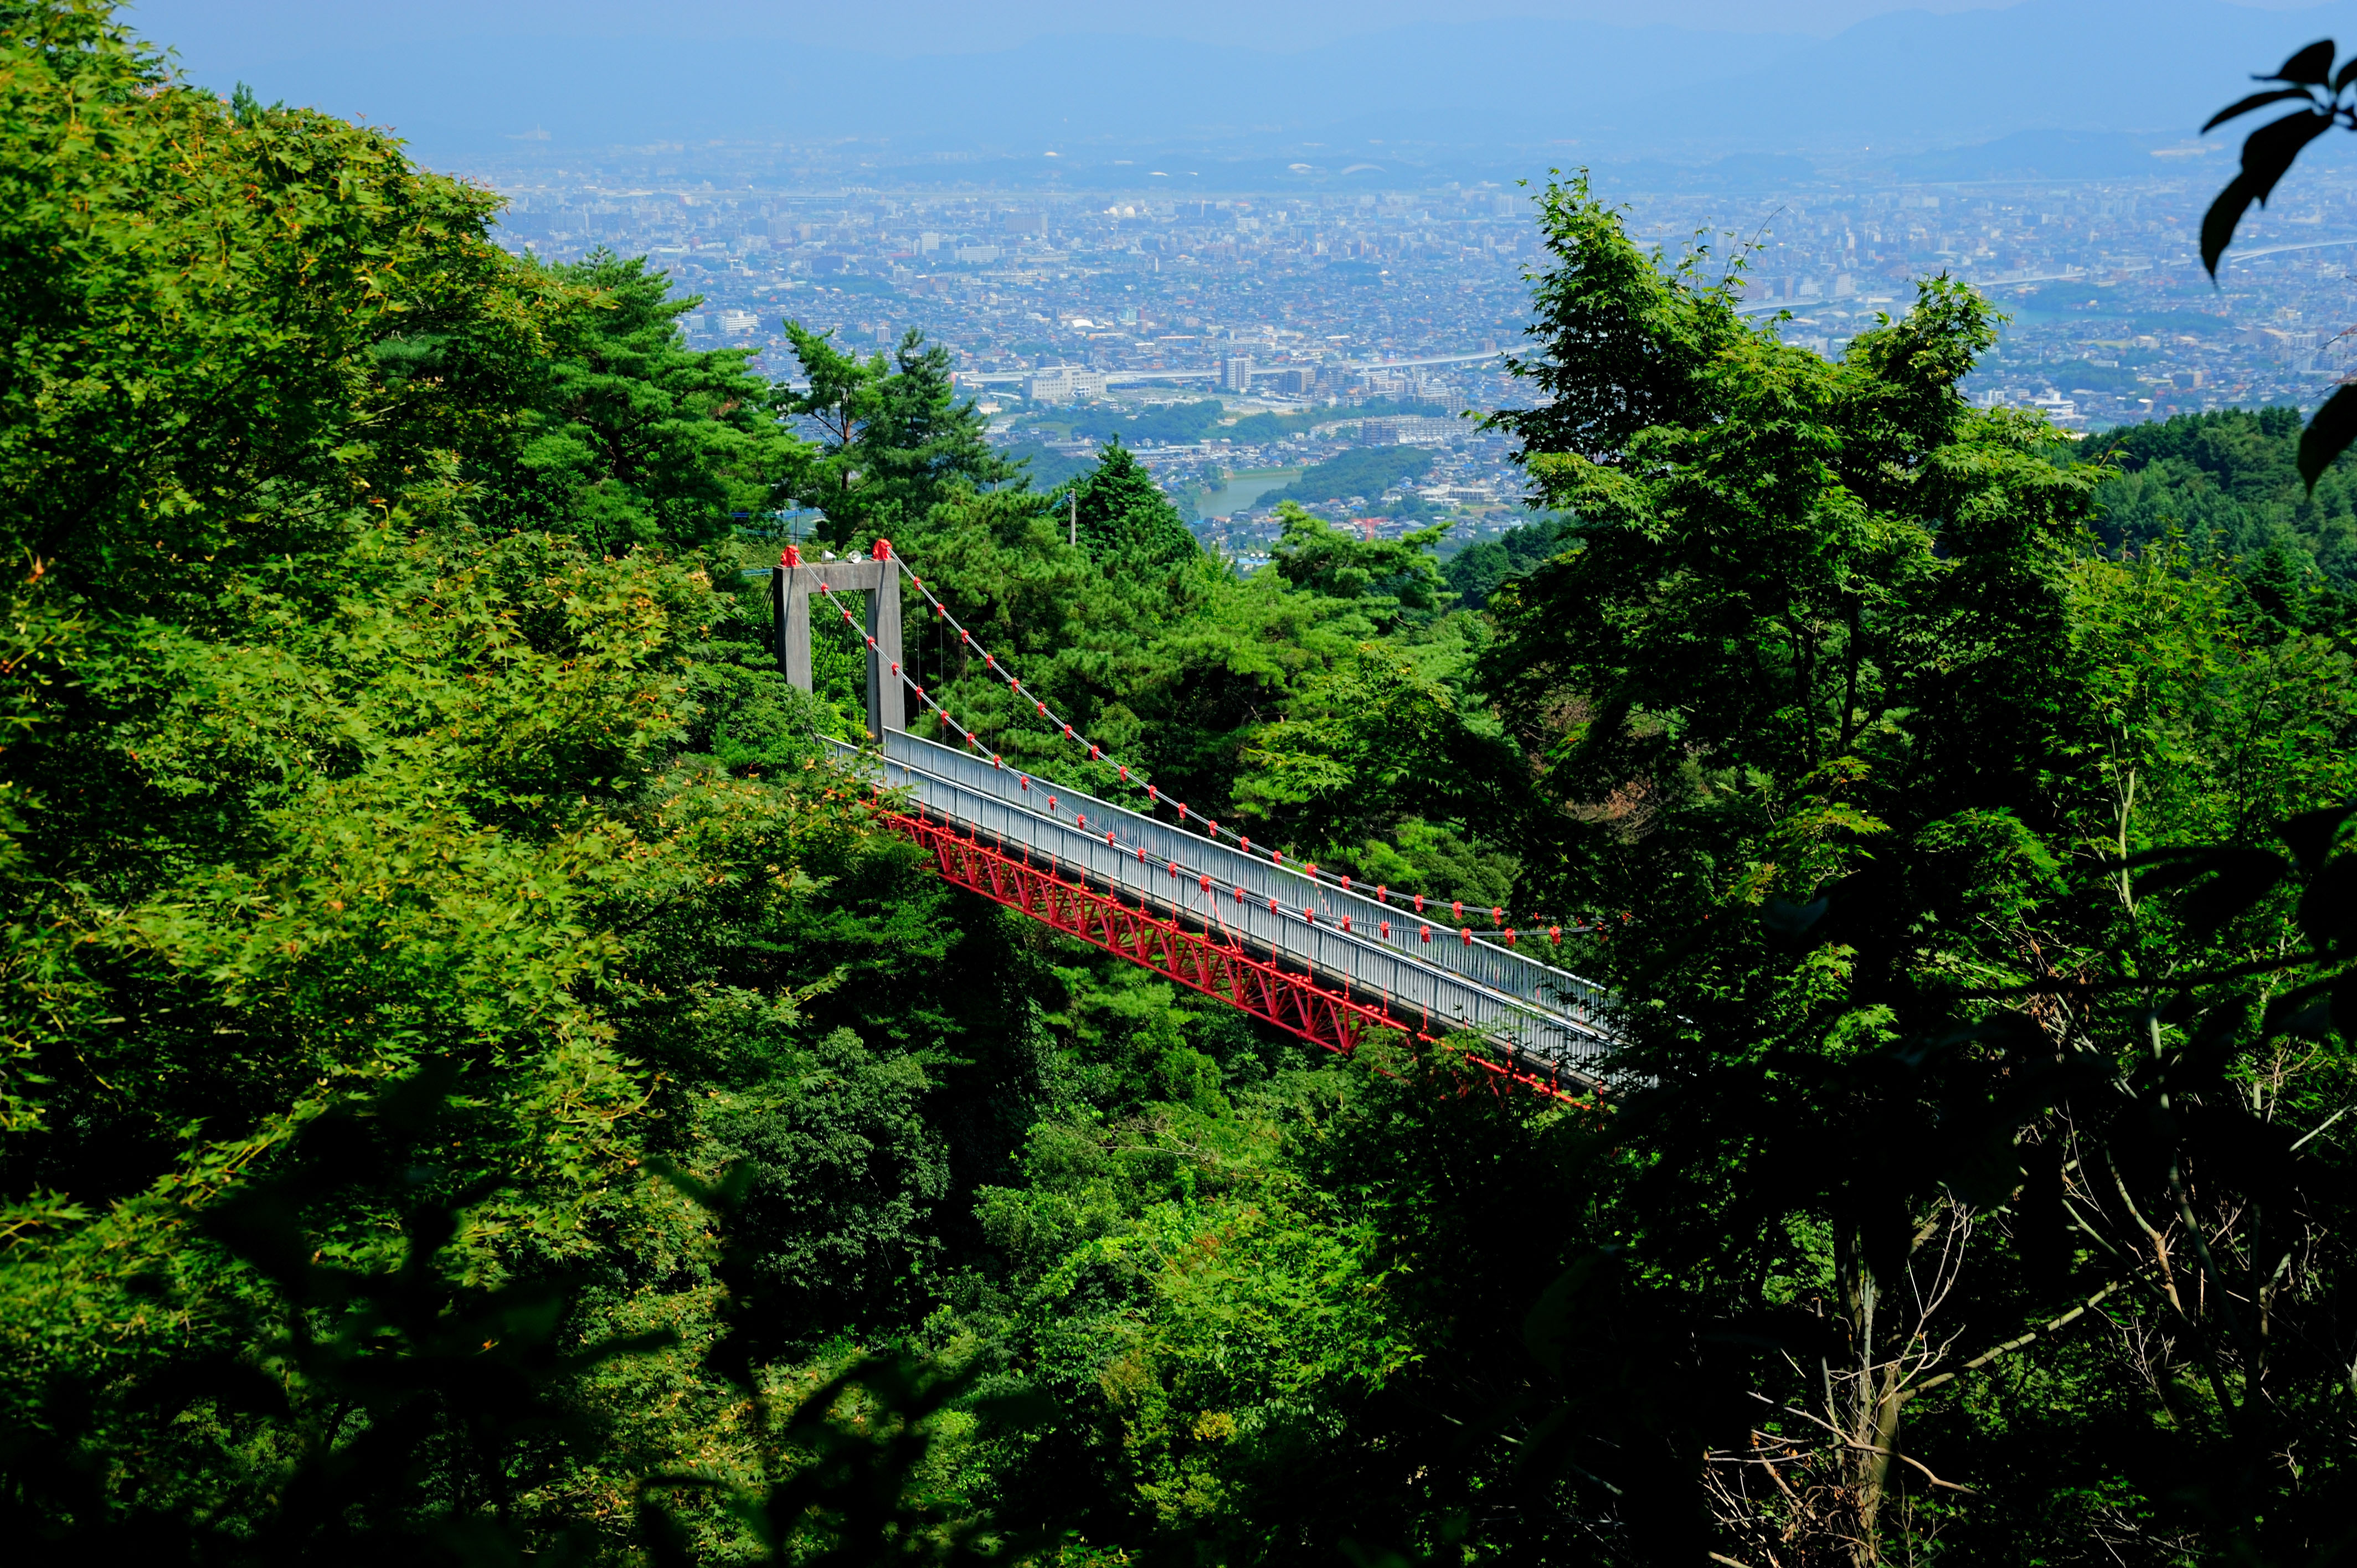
xmin=489 ymin=156 xmax=2357 ymax=564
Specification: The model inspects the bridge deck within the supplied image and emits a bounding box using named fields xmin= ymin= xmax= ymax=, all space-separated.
xmin=825 ymin=730 xmax=1616 ymax=1084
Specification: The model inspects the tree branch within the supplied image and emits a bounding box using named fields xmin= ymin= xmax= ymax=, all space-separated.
xmin=1912 ymin=1276 xmax=2134 ymax=1395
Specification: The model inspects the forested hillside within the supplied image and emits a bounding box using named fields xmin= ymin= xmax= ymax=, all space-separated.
xmin=2083 ymin=405 xmax=2357 ymax=630
xmin=2 ymin=7 xmax=2353 ymax=1566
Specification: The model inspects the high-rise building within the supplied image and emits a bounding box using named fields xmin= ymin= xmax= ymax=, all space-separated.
xmin=1272 ymin=367 xmax=1316 ymax=395
xmin=1218 ymin=355 xmax=1254 ymax=393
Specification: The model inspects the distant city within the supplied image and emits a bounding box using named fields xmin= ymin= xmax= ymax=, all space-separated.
xmin=486 ymin=154 xmax=2357 ymax=563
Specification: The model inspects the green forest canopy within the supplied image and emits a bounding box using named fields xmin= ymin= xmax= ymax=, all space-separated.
xmin=1265 ymin=444 xmax=1435 ymax=506
xmin=2 ymin=9 xmax=2354 ymax=1566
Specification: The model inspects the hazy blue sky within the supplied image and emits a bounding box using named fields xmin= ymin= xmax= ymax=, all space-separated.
xmin=115 ymin=0 xmax=2357 ymax=167
xmin=125 ymin=0 xmax=2332 ymax=61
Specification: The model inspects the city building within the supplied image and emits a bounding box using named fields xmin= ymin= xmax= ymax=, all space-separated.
xmin=1025 ymin=365 xmax=1108 ymax=402
xmin=1218 ymin=355 xmax=1254 ymax=393
xmin=1361 ymin=415 xmax=1465 ymax=446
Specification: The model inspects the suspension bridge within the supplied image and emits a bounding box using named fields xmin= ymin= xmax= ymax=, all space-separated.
xmin=778 ymin=540 xmax=1619 ymax=1097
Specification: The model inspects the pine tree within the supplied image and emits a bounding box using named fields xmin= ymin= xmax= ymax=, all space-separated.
xmin=1071 ymin=440 xmax=1197 ymax=569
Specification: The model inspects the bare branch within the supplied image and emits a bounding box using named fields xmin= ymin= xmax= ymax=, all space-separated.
xmin=1913 ymin=1276 xmax=2137 ymax=1394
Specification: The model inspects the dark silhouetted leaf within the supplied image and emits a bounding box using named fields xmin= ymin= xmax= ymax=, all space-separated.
xmin=1523 ymin=1255 xmax=1603 ymax=1376
xmin=2179 ymin=848 xmax=2291 ymax=943
xmin=2164 ymin=997 xmax=2251 ymax=1093
xmin=2204 ymin=85 xmax=2311 ymax=133
xmin=1889 ymin=1015 xmax=2037 ymax=1070
xmin=2295 ymin=854 xmax=2357 ymax=953
xmin=2262 ymin=39 xmax=2337 ymax=85
xmin=2203 ymin=174 xmax=2257 ymax=277
xmin=1762 ymin=895 xmax=1828 ymax=937
xmin=2133 ymin=848 xmax=2237 ymax=898
xmin=2242 ymin=107 xmax=2335 ymax=205
xmin=2281 ymin=803 xmax=2357 ymax=871
xmin=2301 ymin=385 xmax=2357 ymax=490
xmin=2271 ymin=975 xmax=2340 ymax=1038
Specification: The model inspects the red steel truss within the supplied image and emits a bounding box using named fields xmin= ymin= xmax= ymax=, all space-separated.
xmin=878 ymin=807 xmax=1579 ymax=1101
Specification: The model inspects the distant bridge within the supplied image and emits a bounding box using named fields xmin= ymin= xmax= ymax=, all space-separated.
xmin=775 ymin=543 xmax=1617 ymax=1097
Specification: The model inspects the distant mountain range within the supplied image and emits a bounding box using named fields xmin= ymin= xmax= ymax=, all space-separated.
xmin=174 ymin=0 xmax=2357 ymax=182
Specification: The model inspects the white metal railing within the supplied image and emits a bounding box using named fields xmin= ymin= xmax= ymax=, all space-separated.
xmin=824 ymin=730 xmax=1618 ymax=1081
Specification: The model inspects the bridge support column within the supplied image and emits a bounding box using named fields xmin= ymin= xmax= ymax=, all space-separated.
xmin=774 ymin=543 xmax=904 ymax=738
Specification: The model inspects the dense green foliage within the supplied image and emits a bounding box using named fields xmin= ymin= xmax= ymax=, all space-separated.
xmin=2086 ymin=405 xmax=2357 ymax=627
xmin=3 ymin=13 xmax=2353 ymax=1567
xmin=782 ymin=323 xmax=1015 ymax=548
xmin=1066 ymin=442 xmax=1198 ymax=569
xmin=1439 ymin=513 xmax=1572 ymax=609
xmin=1048 ymin=398 xmax=1227 ymax=445
xmin=1264 ymin=445 xmax=1434 ymax=507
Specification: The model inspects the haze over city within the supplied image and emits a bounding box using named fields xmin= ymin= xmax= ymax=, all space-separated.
xmin=115 ymin=0 xmax=2357 ymax=558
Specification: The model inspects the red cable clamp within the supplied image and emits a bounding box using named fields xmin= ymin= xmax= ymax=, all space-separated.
xmin=1452 ymin=900 xmax=1463 ymax=919
xmin=1381 ymin=920 xmax=1391 ymax=938
xmin=1506 ymin=930 xmax=1517 ymax=946
xmin=1305 ymin=909 xmax=1316 ymax=924
xmin=1420 ymin=924 xmax=1432 ymax=943
xmin=1414 ymin=894 xmax=1425 ymax=913
xmin=1268 ymin=898 xmax=1279 ymax=914
xmin=1460 ymin=927 xmax=1472 ymax=945
xmin=1077 ymin=814 xmax=1087 ymax=828
xmin=1376 ymin=884 xmax=1387 ymax=903
xmin=783 ymin=544 xmax=801 ymax=566
xmin=870 ymin=537 xmax=891 ymax=560
xmin=1198 ymin=874 xmax=1211 ymax=891
xmin=1341 ymin=915 xmax=1352 ymax=932
xmin=1549 ymin=925 xmax=1561 ymax=943
xmin=1119 ymin=765 xmax=1129 ymax=781
xmin=1147 ymin=784 xmax=1157 ymax=800
xmin=1492 ymin=906 xmax=1503 ymax=925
